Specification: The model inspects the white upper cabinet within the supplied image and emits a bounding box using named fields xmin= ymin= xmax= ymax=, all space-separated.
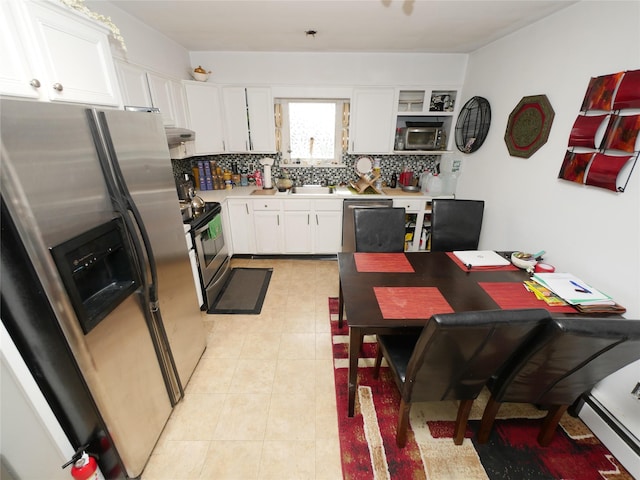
xmin=222 ymin=87 xmax=249 ymax=152
xmin=116 ymin=61 xmax=188 ymax=128
xmin=115 ymin=61 xmax=152 ymax=108
xmin=222 ymin=87 xmax=275 ymax=153
xmin=147 ymin=72 xmax=187 ymax=127
xmin=394 ymin=88 xmax=460 ymax=152
xmin=0 ymin=1 xmax=40 ymax=99
xmin=0 ymin=0 xmax=121 ymax=106
xmin=184 ymin=82 xmax=225 ymax=154
xmin=245 ymin=87 xmax=276 ymax=152
xmin=349 ymin=87 xmax=396 ymax=154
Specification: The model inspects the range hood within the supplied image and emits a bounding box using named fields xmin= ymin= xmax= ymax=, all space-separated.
xmin=165 ymin=127 xmax=196 ymax=146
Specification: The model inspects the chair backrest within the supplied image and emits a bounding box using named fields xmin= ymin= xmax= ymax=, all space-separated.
xmin=404 ymin=309 xmax=551 ymax=402
xmin=488 ymin=318 xmax=640 ymax=405
xmin=353 ymin=207 xmax=406 ymax=252
xmin=430 ymin=199 xmax=484 ymax=252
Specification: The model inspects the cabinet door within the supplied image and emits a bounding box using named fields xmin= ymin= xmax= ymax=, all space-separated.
xmin=226 ymin=200 xmax=255 ymax=254
xmin=115 ymin=61 xmax=152 ymax=108
xmin=253 ymin=211 xmax=282 ymax=254
xmin=147 ymin=72 xmax=179 ymax=126
xmin=170 ymin=80 xmax=188 ymax=128
xmin=0 ymin=1 xmax=41 ymax=99
xmin=222 ymin=87 xmax=250 ymax=152
xmin=284 ymin=211 xmax=312 ymax=253
xmin=246 ymin=87 xmax=276 ymax=152
xmin=24 ymin=1 xmax=121 ymax=106
xmin=184 ymin=82 xmax=225 ymax=154
xmin=350 ymin=88 xmax=395 ymax=153
xmin=314 ymin=199 xmax=343 ymax=253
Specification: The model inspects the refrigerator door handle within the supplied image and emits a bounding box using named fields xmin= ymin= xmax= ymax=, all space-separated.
xmin=88 ymin=109 xmax=184 ymax=405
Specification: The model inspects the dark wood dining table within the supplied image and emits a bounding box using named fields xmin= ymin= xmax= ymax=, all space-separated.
xmin=337 ymin=251 xmax=591 ymax=417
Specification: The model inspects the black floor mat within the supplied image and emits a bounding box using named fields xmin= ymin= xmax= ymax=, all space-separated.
xmin=208 ymin=268 xmax=272 ymax=314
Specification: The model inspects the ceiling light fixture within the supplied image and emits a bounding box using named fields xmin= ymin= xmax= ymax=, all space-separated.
xmin=305 ymin=30 xmax=317 ymax=38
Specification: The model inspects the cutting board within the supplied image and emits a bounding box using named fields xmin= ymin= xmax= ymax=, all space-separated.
xmin=381 ymin=188 xmax=423 ymax=196
xmin=250 ymin=188 xmax=277 ymax=196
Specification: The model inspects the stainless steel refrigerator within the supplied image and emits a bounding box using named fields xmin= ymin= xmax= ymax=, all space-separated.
xmin=0 ymin=99 xmax=206 ymax=477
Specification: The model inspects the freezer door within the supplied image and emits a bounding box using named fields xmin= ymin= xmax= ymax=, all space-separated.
xmin=97 ymin=108 xmax=206 ymax=386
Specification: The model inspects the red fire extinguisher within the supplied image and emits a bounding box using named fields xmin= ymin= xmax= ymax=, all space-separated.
xmin=63 ymin=447 xmax=105 ymax=480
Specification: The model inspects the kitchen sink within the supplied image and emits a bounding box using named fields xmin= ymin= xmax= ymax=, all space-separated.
xmin=291 ymin=185 xmax=335 ymax=195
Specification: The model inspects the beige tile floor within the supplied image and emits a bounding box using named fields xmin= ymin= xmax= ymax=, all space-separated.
xmin=141 ymin=257 xmax=343 ymax=480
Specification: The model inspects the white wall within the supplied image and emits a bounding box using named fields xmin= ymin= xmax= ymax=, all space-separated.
xmin=458 ymin=0 xmax=639 ymax=318
xmin=189 ymin=51 xmax=468 ymax=87
xmin=85 ymin=0 xmax=191 ymax=79
xmin=1 ymin=323 xmax=74 ymax=479
xmin=458 ymin=1 xmax=640 ymax=473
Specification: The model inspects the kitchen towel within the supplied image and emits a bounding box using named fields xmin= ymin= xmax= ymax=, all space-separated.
xmin=373 ymin=286 xmax=453 ymax=319
xmin=354 ymin=253 xmax=414 ymax=273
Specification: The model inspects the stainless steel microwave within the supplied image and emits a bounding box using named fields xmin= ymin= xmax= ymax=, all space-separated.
xmin=400 ymin=125 xmax=445 ymax=150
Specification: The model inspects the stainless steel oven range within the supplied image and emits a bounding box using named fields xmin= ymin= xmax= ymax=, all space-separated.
xmin=185 ymin=202 xmax=230 ymax=310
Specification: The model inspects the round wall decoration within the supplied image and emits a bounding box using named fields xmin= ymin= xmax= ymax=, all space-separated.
xmin=455 ymin=96 xmax=491 ymax=153
xmin=504 ymin=94 xmax=555 ymax=158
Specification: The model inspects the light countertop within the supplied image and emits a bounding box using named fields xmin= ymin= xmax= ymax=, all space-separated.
xmin=196 ymin=186 xmax=445 ymax=203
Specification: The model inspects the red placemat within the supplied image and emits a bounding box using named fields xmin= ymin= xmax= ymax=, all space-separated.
xmin=446 ymin=252 xmax=519 ymax=271
xmin=479 ymin=282 xmax=577 ymax=313
xmin=354 ymin=253 xmax=414 ymax=273
xmin=373 ymin=287 xmax=454 ymax=319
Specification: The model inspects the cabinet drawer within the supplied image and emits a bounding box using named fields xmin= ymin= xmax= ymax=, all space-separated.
xmin=284 ymin=199 xmax=311 ymax=211
xmin=393 ymin=199 xmax=424 ymax=212
xmin=314 ymin=199 xmax=343 ymax=211
xmin=252 ymin=199 xmax=281 ymax=210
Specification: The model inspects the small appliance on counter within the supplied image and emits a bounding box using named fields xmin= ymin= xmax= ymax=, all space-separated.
xmin=397 ymin=122 xmax=445 ymax=151
xmin=259 ymin=157 xmax=275 ymax=189
xmin=176 ymin=174 xmax=205 ymax=220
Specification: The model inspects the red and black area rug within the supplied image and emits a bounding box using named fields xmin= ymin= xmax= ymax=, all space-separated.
xmin=328 ymin=297 xmax=634 ymax=480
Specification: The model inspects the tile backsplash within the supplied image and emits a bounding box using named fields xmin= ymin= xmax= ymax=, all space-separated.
xmin=172 ymin=152 xmax=459 ymax=188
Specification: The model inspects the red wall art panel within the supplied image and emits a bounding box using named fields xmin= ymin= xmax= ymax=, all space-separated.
xmin=559 ymin=69 xmax=640 ymax=193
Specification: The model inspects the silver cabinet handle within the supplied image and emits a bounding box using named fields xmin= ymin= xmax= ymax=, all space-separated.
xmin=316 ymin=214 xmax=319 ymax=226
xmin=29 ymin=78 xmax=41 ymax=88
xmin=307 ymin=214 xmax=310 ymax=225
xmin=245 ymin=204 xmax=249 ymax=215
xmin=52 ymin=83 xmax=63 ymax=92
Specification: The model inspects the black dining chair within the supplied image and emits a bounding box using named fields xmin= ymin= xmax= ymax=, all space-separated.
xmin=353 ymin=207 xmax=406 ymax=253
xmin=373 ymin=308 xmax=551 ymax=447
xmin=478 ymin=317 xmax=640 ymax=446
xmin=429 ymin=199 xmax=484 ymax=252
xmin=338 ymin=207 xmax=406 ymax=328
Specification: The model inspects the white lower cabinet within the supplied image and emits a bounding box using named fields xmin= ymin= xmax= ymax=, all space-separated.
xmin=313 ymin=199 xmax=343 ymax=253
xmin=226 ymin=199 xmax=255 ymax=254
xmin=284 ymin=200 xmax=312 ymax=253
xmin=283 ymin=198 xmax=342 ymax=254
xmin=253 ymin=199 xmax=283 ymax=254
xmin=226 ymin=197 xmax=343 ymax=255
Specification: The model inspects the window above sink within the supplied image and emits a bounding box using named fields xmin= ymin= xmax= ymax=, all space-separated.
xmin=275 ymin=98 xmax=349 ymax=168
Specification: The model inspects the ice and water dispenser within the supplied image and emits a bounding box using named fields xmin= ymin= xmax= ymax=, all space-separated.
xmin=50 ymin=218 xmax=140 ymax=334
